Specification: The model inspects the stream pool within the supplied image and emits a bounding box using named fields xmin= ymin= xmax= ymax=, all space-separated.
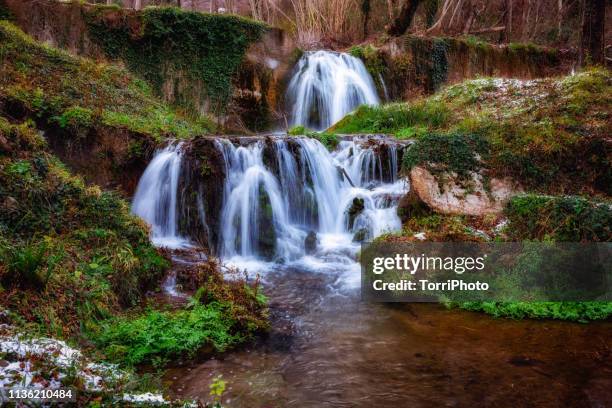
xmin=163 ymin=258 xmax=611 ymax=408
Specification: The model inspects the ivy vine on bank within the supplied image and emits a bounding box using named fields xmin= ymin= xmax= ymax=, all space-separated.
xmin=84 ymin=6 xmax=267 ymax=114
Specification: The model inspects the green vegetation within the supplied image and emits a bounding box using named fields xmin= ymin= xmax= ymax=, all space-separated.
xmin=382 ymin=193 xmax=612 ymax=321
xmin=331 ymin=100 xmax=450 ymax=135
xmin=95 ymin=261 xmax=269 ymax=367
xmin=507 ymin=41 xmax=558 ymax=61
xmin=96 ymin=304 xmax=240 ymax=367
xmin=379 ymin=214 xmax=488 ymax=243
xmin=349 ymin=44 xmax=387 ymax=95
xmin=333 ymin=68 xmax=611 ymax=196
xmin=0 ymin=118 xmax=168 ymax=339
xmin=84 ymin=6 xmax=267 ymax=114
xmin=0 ymin=19 xmax=269 ymax=374
xmin=457 ymin=301 xmax=612 ymax=322
xmin=288 ymin=125 xmax=339 ymax=149
xmin=505 ymin=194 xmax=612 ymax=242
xmin=1 ymin=115 xmax=269 ymax=365
xmin=0 ymin=21 xmax=212 ymax=141
xmin=403 ymin=132 xmax=488 ymax=179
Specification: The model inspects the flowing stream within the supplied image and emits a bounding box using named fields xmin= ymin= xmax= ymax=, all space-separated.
xmin=131 ymin=51 xmax=611 ymax=407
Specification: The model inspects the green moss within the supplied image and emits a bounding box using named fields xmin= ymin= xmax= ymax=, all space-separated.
xmin=461 ymin=35 xmax=491 ymax=51
xmin=403 ymin=132 xmax=489 ymax=179
xmin=0 ymin=21 xmax=212 ymax=141
xmin=334 ymin=68 xmax=611 ymax=196
xmin=0 ymin=118 xmax=169 ymax=339
xmin=52 ymin=106 xmax=94 ymax=137
xmin=84 ymin=6 xmax=267 ymax=114
xmin=288 ymin=125 xmax=306 ymax=136
xmin=457 ymin=301 xmax=612 ymax=322
xmin=288 ymin=126 xmax=339 ymax=150
xmin=349 ymin=44 xmax=385 ymax=76
xmin=505 ymin=195 xmax=612 ymax=242
xmin=331 ymin=99 xmax=451 ymax=134
xmin=507 ymin=42 xmax=559 ymax=65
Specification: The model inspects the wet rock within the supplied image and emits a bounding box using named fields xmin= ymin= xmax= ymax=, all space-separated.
xmin=409 ymin=166 xmax=521 ymax=216
xmin=353 ymin=228 xmax=369 ymax=243
xmin=305 ymin=231 xmax=318 ymax=254
xmin=256 ymin=185 xmax=277 ymax=260
xmin=347 ymin=197 xmax=365 ymax=229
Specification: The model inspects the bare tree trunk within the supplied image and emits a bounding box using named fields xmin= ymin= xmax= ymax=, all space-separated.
xmin=447 ymin=0 xmax=464 ymax=32
xmin=506 ymin=0 xmax=513 ymax=41
xmin=362 ymin=0 xmax=371 ymax=39
xmin=558 ymin=0 xmax=563 ymax=39
xmin=387 ymin=0 xmax=423 ymax=36
xmin=428 ymin=0 xmax=454 ymax=34
xmin=580 ymin=0 xmax=606 ymax=66
xmin=386 ymin=0 xmax=395 ymax=20
xmin=462 ymin=0 xmax=475 ymax=34
xmin=134 ymin=0 xmax=142 ymax=10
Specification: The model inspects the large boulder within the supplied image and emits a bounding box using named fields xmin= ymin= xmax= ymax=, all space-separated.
xmin=409 ymin=166 xmax=521 ymax=216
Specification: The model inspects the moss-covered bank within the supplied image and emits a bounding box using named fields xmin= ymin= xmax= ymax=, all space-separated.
xmin=0 ymin=117 xmax=169 ymax=339
xmin=0 ymin=20 xmax=211 ymax=192
xmin=347 ymin=69 xmax=611 ymax=322
xmin=378 ymin=194 xmax=612 ymax=321
xmin=3 ymin=0 xmax=268 ymax=120
xmin=83 ymin=6 xmax=267 ymax=116
xmin=349 ymin=35 xmax=563 ymax=101
xmin=333 ymin=68 xmax=611 ymax=197
xmin=0 ymin=116 xmax=269 ymax=372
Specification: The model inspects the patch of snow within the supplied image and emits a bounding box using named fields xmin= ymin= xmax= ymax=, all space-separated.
xmin=0 ymin=331 xmax=125 ymax=391
xmin=414 ymin=232 xmax=427 ymax=241
xmin=494 ymin=219 xmax=509 ymax=234
xmin=122 ymin=392 xmax=167 ymax=404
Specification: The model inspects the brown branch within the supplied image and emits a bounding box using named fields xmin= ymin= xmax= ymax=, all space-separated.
xmin=469 ymin=25 xmax=506 ymax=34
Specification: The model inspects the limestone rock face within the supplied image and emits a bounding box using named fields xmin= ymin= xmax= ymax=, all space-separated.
xmin=409 ymin=166 xmax=521 ymax=216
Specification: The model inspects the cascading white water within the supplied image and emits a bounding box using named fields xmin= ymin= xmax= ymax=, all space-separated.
xmin=131 ymin=143 xmax=189 ymax=249
xmin=216 ymin=140 xmax=305 ymax=261
xmin=132 ymin=136 xmax=407 ymax=283
xmin=216 ymin=137 xmax=407 ymax=264
xmin=287 ymin=51 xmax=381 ymax=130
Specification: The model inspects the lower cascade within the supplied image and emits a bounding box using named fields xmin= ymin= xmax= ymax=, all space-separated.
xmin=286 ymin=51 xmax=381 ymax=131
xmin=132 ymin=136 xmax=409 ymax=264
xmin=131 ymin=143 xmax=187 ymax=249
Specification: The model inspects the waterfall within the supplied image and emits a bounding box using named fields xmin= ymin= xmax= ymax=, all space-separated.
xmin=131 ymin=143 xmax=189 ymax=249
xmin=132 ymin=137 xmax=407 ymax=263
xmin=286 ymin=51 xmax=380 ymax=131
xmin=216 ymin=137 xmax=406 ymax=261
xmin=216 ymin=140 xmax=305 ymax=261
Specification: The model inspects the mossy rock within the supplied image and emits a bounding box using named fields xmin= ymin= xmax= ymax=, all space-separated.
xmin=84 ymin=6 xmax=267 ymax=115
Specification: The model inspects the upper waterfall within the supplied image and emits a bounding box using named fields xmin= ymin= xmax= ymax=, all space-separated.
xmin=286 ymin=51 xmax=380 ymax=131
